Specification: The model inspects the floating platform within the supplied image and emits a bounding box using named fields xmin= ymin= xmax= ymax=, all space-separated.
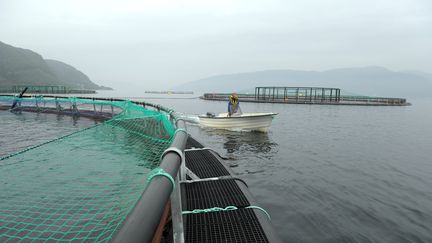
xmin=177 ymin=137 xmax=281 ymax=242
xmin=172 ymin=136 xmax=281 ymax=243
xmin=203 ymin=87 xmax=409 ymax=106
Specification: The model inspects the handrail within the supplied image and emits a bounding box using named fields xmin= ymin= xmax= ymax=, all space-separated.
xmin=111 ymin=120 xmax=187 ymax=243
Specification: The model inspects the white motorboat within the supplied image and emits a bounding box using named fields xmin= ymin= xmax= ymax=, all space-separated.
xmin=198 ymin=112 xmax=277 ymax=132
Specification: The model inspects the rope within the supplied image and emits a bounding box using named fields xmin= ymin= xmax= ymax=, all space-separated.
xmin=147 ymin=168 xmax=176 ymax=191
xmin=182 ymin=206 xmax=238 ymax=214
xmin=246 ymin=205 xmax=271 ymax=220
xmin=182 ymin=205 xmax=271 ymax=220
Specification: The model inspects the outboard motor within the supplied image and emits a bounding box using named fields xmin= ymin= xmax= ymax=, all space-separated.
xmin=206 ymin=112 xmax=216 ymax=118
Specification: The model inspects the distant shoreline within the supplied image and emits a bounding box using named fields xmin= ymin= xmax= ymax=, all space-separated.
xmin=145 ymin=91 xmax=194 ymax=94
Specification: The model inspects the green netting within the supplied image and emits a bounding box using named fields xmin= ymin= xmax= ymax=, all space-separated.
xmin=0 ymin=96 xmax=178 ymax=242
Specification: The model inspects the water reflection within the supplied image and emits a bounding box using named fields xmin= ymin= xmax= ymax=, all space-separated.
xmin=72 ymin=115 xmax=79 ymax=126
xmin=203 ymin=128 xmax=278 ymax=156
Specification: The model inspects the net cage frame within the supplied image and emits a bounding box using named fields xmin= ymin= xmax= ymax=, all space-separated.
xmin=0 ymin=95 xmax=188 ymax=242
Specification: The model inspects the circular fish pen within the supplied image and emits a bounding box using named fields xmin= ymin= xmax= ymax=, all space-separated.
xmin=0 ymin=95 xmax=187 ymax=242
xmin=202 ymin=87 xmax=409 ymax=106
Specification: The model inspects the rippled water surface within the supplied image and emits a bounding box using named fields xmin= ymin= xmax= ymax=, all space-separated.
xmin=2 ymin=95 xmax=432 ymax=242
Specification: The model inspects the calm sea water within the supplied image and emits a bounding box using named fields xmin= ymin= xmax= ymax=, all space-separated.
xmin=0 ymin=112 xmax=98 ymax=157
xmin=1 ymin=93 xmax=432 ymax=242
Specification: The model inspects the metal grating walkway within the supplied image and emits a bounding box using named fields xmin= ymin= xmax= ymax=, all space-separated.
xmin=184 ymin=208 xmax=269 ymax=243
xmin=179 ymin=136 xmax=280 ymax=243
xmin=185 ymin=150 xmax=230 ymax=178
xmin=183 ymin=180 xmax=250 ymax=210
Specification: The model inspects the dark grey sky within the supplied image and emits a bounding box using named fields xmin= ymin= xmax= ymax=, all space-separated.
xmin=1 ymin=0 xmax=431 ymax=90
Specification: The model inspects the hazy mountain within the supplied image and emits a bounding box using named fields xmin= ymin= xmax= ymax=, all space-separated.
xmin=0 ymin=41 xmax=64 ymax=87
xmin=45 ymin=59 xmax=109 ymax=90
xmin=176 ymin=66 xmax=432 ymax=98
xmin=0 ymin=41 xmax=108 ymax=90
xmin=404 ymin=70 xmax=432 ymax=82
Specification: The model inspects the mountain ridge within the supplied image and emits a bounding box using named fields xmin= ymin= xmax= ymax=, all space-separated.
xmin=0 ymin=41 xmax=108 ymax=90
xmin=175 ymin=66 xmax=432 ymax=97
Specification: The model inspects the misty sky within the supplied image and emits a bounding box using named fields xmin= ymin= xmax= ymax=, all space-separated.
xmin=0 ymin=0 xmax=431 ymax=90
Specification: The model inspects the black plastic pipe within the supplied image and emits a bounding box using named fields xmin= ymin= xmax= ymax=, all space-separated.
xmin=10 ymin=87 xmax=28 ymax=109
xmin=111 ymin=124 xmax=187 ymax=243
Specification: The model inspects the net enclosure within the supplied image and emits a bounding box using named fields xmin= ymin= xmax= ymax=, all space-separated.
xmin=0 ymin=96 xmax=181 ymax=242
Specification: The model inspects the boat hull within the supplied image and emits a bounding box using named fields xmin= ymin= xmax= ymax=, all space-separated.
xmin=198 ymin=112 xmax=277 ymax=132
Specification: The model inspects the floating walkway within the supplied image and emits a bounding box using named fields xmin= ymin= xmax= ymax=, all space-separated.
xmin=203 ymin=87 xmax=409 ymax=106
xmin=176 ymin=137 xmax=281 ymax=242
xmin=0 ymin=95 xmax=281 ymax=242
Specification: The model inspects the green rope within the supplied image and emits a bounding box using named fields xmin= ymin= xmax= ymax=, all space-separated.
xmin=182 ymin=205 xmax=271 ymax=220
xmin=147 ymin=168 xmax=176 ymax=191
xmin=182 ymin=206 xmax=238 ymax=214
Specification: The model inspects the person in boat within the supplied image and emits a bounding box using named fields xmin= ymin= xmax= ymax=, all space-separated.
xmin=228 ymin=93 xmax=242 ymax=117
